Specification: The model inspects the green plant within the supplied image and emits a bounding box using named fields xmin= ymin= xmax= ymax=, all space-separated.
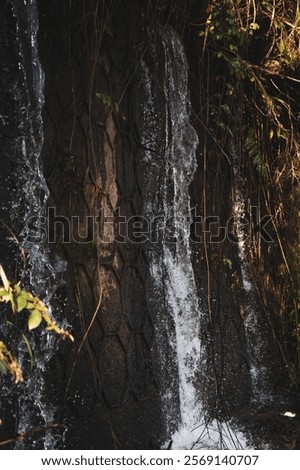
xmin=0 ymin=340 xmax=23 ymax=384
xmin=223 ymin=257 xmax=233 ymax=270
xmin=0 ymin=264 xmax=73 ymax=383
xmin=196 ymin=0 xmax=300 ymax=385
xmin=96 ymin=92 xmax=119 ymax=113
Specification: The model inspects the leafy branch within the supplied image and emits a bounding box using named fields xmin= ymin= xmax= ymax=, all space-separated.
xmin=0 ymin=264 xmax=74 ymax=383
xmin=0 ymin=341 xmax=23 ymax=384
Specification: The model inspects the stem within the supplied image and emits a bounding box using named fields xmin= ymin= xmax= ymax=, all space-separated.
xmin=0 ymin=265 xmax=10 ymax=291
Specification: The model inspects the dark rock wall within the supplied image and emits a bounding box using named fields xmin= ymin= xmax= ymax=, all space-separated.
xmin=38 ymin=0 xmax=162 ymax=449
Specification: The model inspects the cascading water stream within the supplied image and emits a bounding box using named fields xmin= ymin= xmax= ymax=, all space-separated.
xmin=140 ymin=32 xmax=201 ymax=447
xmin=2 ymin=0 xmax=66 ymax=449
xmin=230 ymin=140 xmax=268 ymax=402
xmin=160 ymin=28 xmax=202 ymax=446
xmin=140 ymin=27 xmax=248 ymax=450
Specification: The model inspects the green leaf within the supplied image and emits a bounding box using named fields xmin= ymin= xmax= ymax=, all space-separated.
xmin=0 ymin=288 xmax=11 ymax=303
xmin=26 ymin=302 xmax=36 ymax=311
xmin=28 ymin=309 xmax=43 ymax=330
xmin=96 ymin=92 xmax=119 ymax=114
xmin=96 ymin=92 xmax=112 ymax=107
xmin=21 ymin=333 xmax=34 ymax=370
xmin=14 ymin=284 xmax=22 ymax=294
xmin=24 ymin=291 xmax=35 ymax=301
xmin=223 ymin=258 xmax=233 ymax=269
xmin=0 ymin=360 xmax=8 ymax=375
xmin=278 ymin=39 xmax=285 ymax=54
xmin=16 ymin=294 xmax=28 ymax=313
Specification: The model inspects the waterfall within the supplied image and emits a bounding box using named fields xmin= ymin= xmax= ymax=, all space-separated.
xmin=1 ymin=0 xmax=66 ymax=449
xmin=159 ymin=28 xmax=202 ymax=445
xmin=140 ymin=29 xmax=201 ymax=446
xmin=140 ymin=28 xmax=248 ymax=450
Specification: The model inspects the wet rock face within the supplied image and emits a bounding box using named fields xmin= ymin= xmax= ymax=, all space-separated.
xmin=0 ymin=0 xmax=47 ymax=445
xmin=0 ymin=2 xmax=21 ymax=445
xmin=0 ymin=2 xmax=25 ymax=270
xmin=38 ymin=0 xmax=162 ymax=449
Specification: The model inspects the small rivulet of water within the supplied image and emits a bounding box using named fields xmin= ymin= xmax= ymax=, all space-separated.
xmin=230 ymin=139 xmax=269 ymax=402
xmin=140 ymin=27 xmax=248 ymax=450
xmin=6 ymin=0 xmax=67 ymax=449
